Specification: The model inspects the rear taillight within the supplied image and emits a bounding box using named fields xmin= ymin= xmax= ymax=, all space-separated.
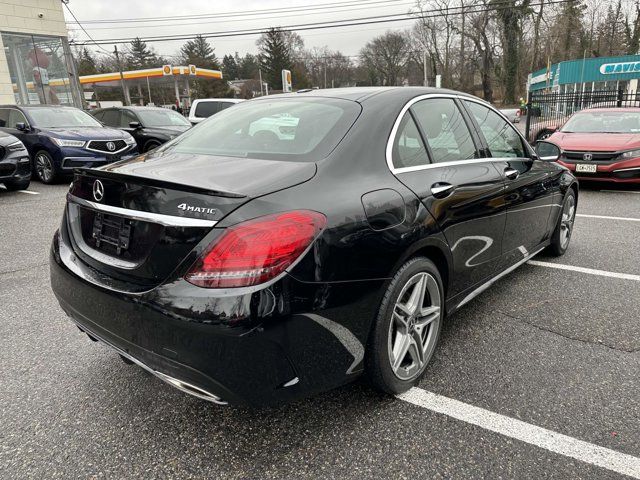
xmin=185 ymin=210 xmax=326 ymax=288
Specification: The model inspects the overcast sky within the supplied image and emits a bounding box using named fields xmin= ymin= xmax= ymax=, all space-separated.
xmin=63 ymin=0 xmax=418 ymax=61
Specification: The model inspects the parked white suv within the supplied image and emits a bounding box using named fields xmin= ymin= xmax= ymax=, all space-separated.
xmin=188 ymin=98 xmax=244 ymax=124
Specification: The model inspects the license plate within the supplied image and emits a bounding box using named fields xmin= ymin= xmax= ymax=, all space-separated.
xmin=91 ymin=212 xmax=132 ymax=255
xmin=575 ymin=164 xmax=597 ymax=173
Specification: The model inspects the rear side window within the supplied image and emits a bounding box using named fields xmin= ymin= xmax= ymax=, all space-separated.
xmin=218 ymin=102 xmax=234 ymax=112
xmin=169 ymin=98 xmax=361 ymax=162
xmin=0 ymin=109 xmax=9 ymax=127
xmin=101 ymin=110 xmax=121 ymax=127
xmin=411 ymin=98 xmax=476 ymax=163
xmin=391 ymin=113 xmax=429 ymax=169
xmin=465 ymin=101 xmax=526 ymax=158
xmin=194 ymin=101 xmax=220 ymax=118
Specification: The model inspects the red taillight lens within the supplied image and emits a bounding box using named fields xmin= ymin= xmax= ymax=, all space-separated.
xmin=185 ymin=210 xmax=326 ymax=288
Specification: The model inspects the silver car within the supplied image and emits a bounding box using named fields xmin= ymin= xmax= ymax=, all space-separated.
xmin=0 ymin=132 xmax=30 ymax=191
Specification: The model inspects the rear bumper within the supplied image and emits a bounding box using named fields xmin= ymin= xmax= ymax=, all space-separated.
xmin=50 ymin=229 xmax=383 ymax=407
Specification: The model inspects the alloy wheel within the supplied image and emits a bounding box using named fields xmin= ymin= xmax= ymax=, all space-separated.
xmin=560 ymin=195 xmax=575 ymax=249
xmin=35 ymin=153 xmax=53 ymax=182
xmin=388 ymin=272 xmax=441 ymax=381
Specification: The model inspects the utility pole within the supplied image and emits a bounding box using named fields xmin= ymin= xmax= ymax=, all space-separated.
xmin=113 ymin=45 xmax=129 ymax=106
xmin=423 ymin=51 xmax=428 ymax=87
xmin=324 ymin=61 xmax=327 ymax=89
xmin=258 ymin=68 xmax=264 ymax=96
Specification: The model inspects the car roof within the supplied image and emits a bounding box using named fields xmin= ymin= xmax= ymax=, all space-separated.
xmin=0 ymin=104 xmax=75 ymax=109
xmin=193 ymin=98 xmax=242 ymax=103
xmin=257 ymin=86 xmax=480 ymax=104
xmin=579 ymin=107 xmax=640 ymax=113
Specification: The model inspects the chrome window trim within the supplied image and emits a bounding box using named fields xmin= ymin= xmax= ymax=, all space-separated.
xmin=386 ymin=93 xmax=532 ymax=174
xmin=86 ymin=139 xmax=130 ymax=155
xmin=67 ymin=193 xmax=217 ymax=228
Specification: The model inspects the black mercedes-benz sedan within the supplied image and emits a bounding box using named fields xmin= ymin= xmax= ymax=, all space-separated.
xmin=50 ymin=87 xmax=577 ymax=407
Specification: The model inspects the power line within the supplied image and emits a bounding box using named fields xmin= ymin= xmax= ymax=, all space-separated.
xmin=69 ymin=0 xmax=408 ymax=24
xmin=67 ymin=1 xmax=415 ymax=32
xmin=63 ymin=1 xmax=114 ymax=56
xmin=74 ymin=0 xmax=574 ymax=46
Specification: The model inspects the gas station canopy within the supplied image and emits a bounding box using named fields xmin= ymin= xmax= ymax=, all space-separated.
xmin=79 ymin=65 xmax=223 ymax=107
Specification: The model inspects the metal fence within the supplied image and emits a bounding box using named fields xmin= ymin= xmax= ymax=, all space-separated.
xmin=524 ymin=89 xmax=640 ymax=142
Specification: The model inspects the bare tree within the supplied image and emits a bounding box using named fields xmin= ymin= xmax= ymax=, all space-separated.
xmin=360 ymin=31 xmax=413 ymax=86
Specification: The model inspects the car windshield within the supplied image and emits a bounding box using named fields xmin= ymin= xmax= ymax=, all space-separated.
xmin=165 ymin=98 xmax=361 ymax=161
xmin=137 ymin=109 xmax=191 ymax=127
xmin=561 ymin=111 xmax=640 ymax=133
xmin=25 ymin=107 xmax=102 ymax=128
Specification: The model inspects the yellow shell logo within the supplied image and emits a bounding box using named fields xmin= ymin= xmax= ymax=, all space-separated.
xmin=163 ymin=65 xmax=171 ymax=75
xmin=190 ymin=65 xmax=196 ymax=75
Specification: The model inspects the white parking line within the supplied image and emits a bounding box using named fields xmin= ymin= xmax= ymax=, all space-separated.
xmin=17 ymin=190 xmax=39 ymax=195
xmin=528 ymin=260 xmax=640 ymax=282
xmin=601 ymin=190 xmax=640 ymax=194
xmin=398 ymin=388 xmax=640 ymax=479
xmin=577 ymin=213 xmax=640 ymax=222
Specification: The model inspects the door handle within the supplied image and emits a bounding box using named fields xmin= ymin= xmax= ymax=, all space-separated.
xmin=504 ymin=168 xmax=519 ymax=180
xmin=431 ymin=183 xmax=455 ymax=198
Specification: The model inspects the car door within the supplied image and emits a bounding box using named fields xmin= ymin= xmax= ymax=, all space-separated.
xmin=390 ymin=96 xmax=507 ymax=298
xmin=119 ymin=110 xmax=144 ymax=149
xmin=463 ymin=100 xmax=555 ymax=267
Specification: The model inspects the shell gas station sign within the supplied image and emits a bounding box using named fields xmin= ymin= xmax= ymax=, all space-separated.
xmin=282 ymin=69 xmax=292 ymax=92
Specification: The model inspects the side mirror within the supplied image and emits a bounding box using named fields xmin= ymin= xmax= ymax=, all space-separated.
xmin=129 ymin=121 xmax=142 ymax=129
xmin=535 ymin=140 xmax=561 ymax=162
xmin=15 ymin=122 xmax=28 ymax=132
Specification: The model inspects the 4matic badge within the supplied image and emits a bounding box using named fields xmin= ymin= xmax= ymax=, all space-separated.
xmin=177 ymin=203 xmax=217 ymax=215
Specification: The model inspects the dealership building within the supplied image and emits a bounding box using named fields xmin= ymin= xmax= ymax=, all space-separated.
xmin=0 ymin=0 xmax=82 ymax=108
xmin=527 ymin=54 xmax=640 ymax=94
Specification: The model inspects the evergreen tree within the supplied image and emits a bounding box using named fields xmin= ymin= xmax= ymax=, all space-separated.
xmin=238 ymin=53 xmax=259 ymax=79
xmin=127 ymin=37 xmax=157 ymax=69
xmin=181 ymin=35 xmax=219 ymax=69
xmin=257 ymin=28 xmax=293 ymax=90
xmin=180 ymin=36 xmax=230 ymax=98
xmin=76 ymin=48 xmax=98 ymax=76
xmin=222 ymin=54 xmax=239 ymax=80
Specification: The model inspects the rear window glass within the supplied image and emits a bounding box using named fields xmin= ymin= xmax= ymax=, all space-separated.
xmin=167 ymin=98 xmax=361 ymax=162
xmin=194 ymin=101 xmax=220 ymax=118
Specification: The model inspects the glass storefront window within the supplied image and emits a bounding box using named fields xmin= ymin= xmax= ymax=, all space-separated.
xmin=2 ymin=32 xmax=80 ymax=107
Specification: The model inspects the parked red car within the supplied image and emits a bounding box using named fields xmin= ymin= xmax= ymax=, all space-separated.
xmin=547 ymin=108 xmax=640 ymax=183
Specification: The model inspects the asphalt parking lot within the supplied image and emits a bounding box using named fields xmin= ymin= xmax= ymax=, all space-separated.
xmin=1 ymin=182 xmax=639 ymax=479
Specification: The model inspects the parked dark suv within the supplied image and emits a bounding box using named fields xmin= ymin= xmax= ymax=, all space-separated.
xmin=0 ymin=132 xmax=30 ymax=191
xmin=91 ymin=106 xmax=191 ymax=153
xmin=0 ymin=105 xmax=138 ymax=184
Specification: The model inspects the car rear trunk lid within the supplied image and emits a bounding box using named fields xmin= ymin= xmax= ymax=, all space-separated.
xmin=65 ymin=155 xmax=316 ymax=287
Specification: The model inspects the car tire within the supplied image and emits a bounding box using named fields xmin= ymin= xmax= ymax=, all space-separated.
xmin=366 ymin=257 xmax=444 ymax=395
xmin=547 ymin=189 xmax=576 ymax=256
xmin=33 ymin=150 xmax=57 ymax=184
xmin=3 ymin=179 xmax=30 ymax=191
xmin=144 ymin=140 xmax=161 ymax=153
xmin=536 ymin=129 xmax=553 ymax=142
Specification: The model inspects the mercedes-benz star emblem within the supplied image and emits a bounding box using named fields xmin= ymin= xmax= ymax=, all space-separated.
xmin=583 ymin=152 xmax=593 ymax=161
xmin=93 ymin=180 xmax=105 ymax=202
xmin=106 ymin=141 xmax=116 ymax=152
